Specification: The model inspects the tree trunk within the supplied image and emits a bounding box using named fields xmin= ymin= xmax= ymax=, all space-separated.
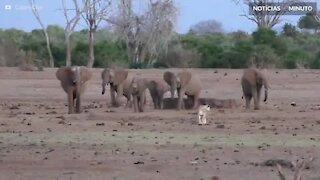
xmin=87 ymin=28 xmax=95 ymax=68
xmin=65 ymin=33 xmax=72 ymax=67
xmin=44 ymin=31 xmax=54 ymax=67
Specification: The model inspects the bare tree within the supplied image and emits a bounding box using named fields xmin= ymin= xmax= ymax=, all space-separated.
xmin=142 ymin=0 xmax=177 ymax=65
xmin=62 ymin=0 xmax=82 ymax=67
xmin=109 ymin=0 xmax=177 ymax=66
xmin=82 ymin=0 xmax=112 ymax=68
xmin=189 ymin=19 xmax=224 ymax=35
xmin=233 ymin=0 xmax=304 ymax=29
xmin=29 ymin=0 xmax=54 ymax=67
xmin=314 ymin=11 xmax=320 ymax=23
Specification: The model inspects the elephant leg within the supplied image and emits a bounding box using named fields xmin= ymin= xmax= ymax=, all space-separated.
xmin=144 ymin=93 xmax=147 ymax=105
xmin=115 ymin=86 xmax=124 ymax=107
xmin=177 ymin=93 xmax=183 ymax=110
xmin=245 ymin=94 xmax=252 ymax=109
xmin=110 ymin=87 xmax=117 ymax=107
xmin=67 ymin=91 xmax=74 ymax=114
xmin=139 ymin=93 xmax=146 ymax=112
xmin=155 ymin=97 xmax=159 ymax=109
xmin=159 ymin=95 xmax=164 ymax=109
xmin=257 ymin=86 xmax=262 ymax=108
xmin=75 ymin=96 xmax=81 ymax=113
xmin=192 ymin=94 xmax=200 ymax=109
xmin=133 ymin=95 xmax=138 ymax=112
xmin=252 ymin=87 xmax=259 ymax=110
xmin=151 ymin=92 xmax=157 ymax=109
xmin=156 ymin=93 xmax=161 ymax=109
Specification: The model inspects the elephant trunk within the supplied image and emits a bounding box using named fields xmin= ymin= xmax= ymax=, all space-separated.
xmin=170 ymin=87 xmax=175 ymax=99
xmin=75 ymin=67 xmax=82 ymax=113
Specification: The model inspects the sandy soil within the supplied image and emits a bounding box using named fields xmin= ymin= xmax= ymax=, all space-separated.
xmin=1 ymin=67 xmax=320 ymax=180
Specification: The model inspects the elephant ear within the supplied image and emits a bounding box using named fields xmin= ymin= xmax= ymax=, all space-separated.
xmin=163 ymin=71 xmax=174 ymax=85
xmin=56 ymin=67 xmax=72 ymax=83
xmin=113 ymin=69 xmax=128 ymax=85
xmin=80 ymin=67 xmax=92 ymax=83
xmin=178 ymin=70 xmax=192 ymax=86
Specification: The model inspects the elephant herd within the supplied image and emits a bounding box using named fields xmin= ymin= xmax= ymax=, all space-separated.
xmin=56 ymin=66 xmax=269 ymax=114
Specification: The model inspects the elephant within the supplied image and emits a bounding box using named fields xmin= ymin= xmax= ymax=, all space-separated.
xmin=101 ymin=68 xmax=133 ymax=107
xmin=147 ymin=79 xmax=170 ymax=109
xmin=241 ymin=68 xmax=269 ymax=110
xmin=163 ymin=71 xmax=178 ymax=99
xmin=56 ymin=66 xmax=92 ymax=114
xmin=129 ymin=77 xmax=148 ymax=112
xmin=176 ymin=70 xmax=202 ymax=110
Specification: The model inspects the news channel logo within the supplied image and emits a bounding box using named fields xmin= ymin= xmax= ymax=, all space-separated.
xmin=4 ymin=4 xmax=43 ymax=11
xmin=249 ymin=2 xmax=318 ymax=15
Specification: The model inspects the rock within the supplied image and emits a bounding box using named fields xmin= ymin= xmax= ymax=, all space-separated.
xmin=133 ymin=161 xmax=144 ymax=165
xmin=261 ymin=159 xmax=294 ymax=168
xmin=189 ymin=160 xmax=198 ymax=165
xmin=211 ymin=176 xmax=220 ymax=180
xmin=216 ymin=124 xmax=225 ymax=129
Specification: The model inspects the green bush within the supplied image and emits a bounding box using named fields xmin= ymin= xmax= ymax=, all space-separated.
xmin=2 ymin=25 xmax=320 ymax=69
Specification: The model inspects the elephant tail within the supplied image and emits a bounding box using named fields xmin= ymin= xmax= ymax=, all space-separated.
xmin=102 ymin=82 xmax=106 ymax=95
xmin=263 ymin=79 xmax=268 ymax=102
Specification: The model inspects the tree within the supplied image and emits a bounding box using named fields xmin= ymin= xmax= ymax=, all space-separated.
xmin=62 ymin=0 xmax=82 ymax=67
xmin=233 ymin=0 xmax=304 ymax=29
xmin=82 ymin=0 xmax=112 ymax=68
xmin=29 ymin=0 xmax=54 ymax=67
xmin=109 ymin=0 xmax=177 ymax=66
xmin=189 ymin=19 xmax=224 ymax=35
xmin=282 ymin=23 xmax=298 ymax=37
xmin=298 ymin=14 xmax=320 ymax=33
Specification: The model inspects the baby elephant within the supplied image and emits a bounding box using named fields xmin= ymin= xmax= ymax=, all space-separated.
xmin=147 ymin=79 xmax=170 ymax=109
xmin=130 ymin=78 xmax=148 ymax=112
xmin=241 ymin=68 xmax=269 ymax=110
xmin=56 ymin=66 xmax=92 ymax=114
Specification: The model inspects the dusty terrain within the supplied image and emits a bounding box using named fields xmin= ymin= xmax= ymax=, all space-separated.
xmin=1 ymin=67 xmax=320 ymax=180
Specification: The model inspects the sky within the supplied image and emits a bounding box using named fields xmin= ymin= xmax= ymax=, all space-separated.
xmin=0 ymin=0 xmax=318 ymax=33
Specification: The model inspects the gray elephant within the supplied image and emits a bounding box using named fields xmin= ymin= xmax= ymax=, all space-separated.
xmin=101 ymin=68 xmax=133 ymax=107
xmin=56 ymin=66 xmax=92 ymax=114
xmin=147 ymin=79 xmax=170 ymax=109
xmin=129 ymin=77 xmax=148 ymax=112
xmin=241 ymin=68 xmax=269 ymax=110
xmin=176 ymin=70 xmax=202 ymax=110
xmin=163 ymin=71 xmax=178 ymax=99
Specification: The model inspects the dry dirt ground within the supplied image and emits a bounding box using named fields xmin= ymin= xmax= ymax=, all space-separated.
xmin=1 ymin=67 xmax=320 ymax=180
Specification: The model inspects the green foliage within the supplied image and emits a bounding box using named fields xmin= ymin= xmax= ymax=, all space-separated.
xmin=252 ymin=28 xmax=287 ymax=55
xmin=283 ymin=49 xmax=311 ymax=69
xmin=250 ymin=44 xmax=280 ymax=68
xmin=222 ymin=39 xmax=253 ymax=68
xmin=1 ymin=25 xmax=320 ymax=69
xmin=310 ymin=51 xmax=320 ymax=69
xmin=298 ymin=14 xmax=320 ymax=32
xmin=282 ymin=23 xmax=298 ymax=37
